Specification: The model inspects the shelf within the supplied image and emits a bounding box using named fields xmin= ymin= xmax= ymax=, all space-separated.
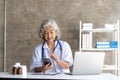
xmin=81 ymin=28 xmax=117 ymax=32
xmin=81 ymin=48 xmax=118 ymax=51
xmin=79 ymin=20 xmax=120 ymax=76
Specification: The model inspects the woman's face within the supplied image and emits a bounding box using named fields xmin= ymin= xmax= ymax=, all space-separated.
xmin=43 ymin=25 xmax=57 ymax=42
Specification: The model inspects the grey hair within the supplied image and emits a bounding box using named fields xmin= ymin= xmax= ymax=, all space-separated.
xmin=39 ymin=19 xmax=60 ymax=39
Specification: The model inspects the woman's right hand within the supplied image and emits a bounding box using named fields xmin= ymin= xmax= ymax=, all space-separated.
xmin=42 ymin=63 xmax=53 ymax=71
xmin=34 ymin=63 xmax=53 ymax=72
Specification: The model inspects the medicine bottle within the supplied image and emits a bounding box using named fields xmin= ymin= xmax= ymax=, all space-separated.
xmin=22 ymin=65 xmax=27 ymax=76
xmin=17 ymin=66 xmax=22 ymax=74
xmin=12 ymin=65 xmax=17 ymax=75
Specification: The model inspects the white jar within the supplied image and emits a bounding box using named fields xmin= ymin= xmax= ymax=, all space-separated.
xmin=22 ymin=65 xmax=27 ymax=76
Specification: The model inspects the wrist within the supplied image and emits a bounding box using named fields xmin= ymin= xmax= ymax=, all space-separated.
xmin=41 ymin=65 xmax=45 ymax=71
xmin=56 ymin=58 xmax=60 ymax=62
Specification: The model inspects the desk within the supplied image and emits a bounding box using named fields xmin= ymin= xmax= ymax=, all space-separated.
xmin=0 ymin=72 xmax=119 ymax=80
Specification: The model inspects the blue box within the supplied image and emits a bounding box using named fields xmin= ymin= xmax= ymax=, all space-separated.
xmin=110 ymin=41 xmax=118 ymax=48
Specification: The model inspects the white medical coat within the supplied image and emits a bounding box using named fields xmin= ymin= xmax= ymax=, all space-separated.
xmin=30 ymin=40 xmax=73 ymax=74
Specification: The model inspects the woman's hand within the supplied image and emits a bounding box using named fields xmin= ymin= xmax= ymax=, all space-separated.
xmin=42 ymin=63 xmax=53 ymax=71
xmin=50 ymin=53 xmax=59 ymax=61
xmin=34 ymin=63 xmax=53 ymax=72
xmin=50 ymin=53 xmax=69 ymax=69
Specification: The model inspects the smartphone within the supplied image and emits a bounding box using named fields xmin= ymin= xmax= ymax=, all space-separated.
xmin=42 ymin=58 xmax=51 ymax=66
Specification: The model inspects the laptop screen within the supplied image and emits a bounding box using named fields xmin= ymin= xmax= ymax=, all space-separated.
xmin=72 ymin=52 xmax=105 ymax=75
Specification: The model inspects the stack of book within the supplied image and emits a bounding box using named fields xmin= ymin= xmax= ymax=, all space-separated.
xmin=96 ymin=41 xmax=118 ymax=48
xmin=82 ymin=23 xmax=93 ymax=29
xmin=82 ymin=33 xmax=92 ymax=49
xmin=96 ymin=42 xmax=110 ymax=48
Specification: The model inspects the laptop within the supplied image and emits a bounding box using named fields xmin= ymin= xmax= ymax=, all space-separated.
xmin=70 ymin=51 xmax=105 ymax=75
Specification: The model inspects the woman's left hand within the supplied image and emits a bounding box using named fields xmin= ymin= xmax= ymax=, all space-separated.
xmin=50 ymin=53 xmax=59 ymax=61
xmin=50 ymin=52 xmax=69 ymax=69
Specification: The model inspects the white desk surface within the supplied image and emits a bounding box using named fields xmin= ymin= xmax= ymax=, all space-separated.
xmin=0 ymin=72 xmax=119 ymax=80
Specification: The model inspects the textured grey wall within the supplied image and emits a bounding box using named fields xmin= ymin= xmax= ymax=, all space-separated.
xmin=0 ymin=0 xmax=4 ymax=72
xmin=0 ymin=0 xmax=120 ymax=72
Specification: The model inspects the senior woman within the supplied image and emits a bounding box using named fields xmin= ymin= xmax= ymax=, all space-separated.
xmin=30 ymin=19 xmax=73 ymax=74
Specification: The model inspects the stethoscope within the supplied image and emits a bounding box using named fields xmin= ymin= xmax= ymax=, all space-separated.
xmin=41 ymin=40 xmax=62 ymax=59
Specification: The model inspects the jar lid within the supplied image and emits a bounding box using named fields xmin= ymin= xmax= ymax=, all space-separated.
xmin=15 ymin=62 xmax=21 ymax=66
xmin=13 ymin=65 xmax=17 ymax=67
xmin=18 ymin=65 xmax=22 ymax=68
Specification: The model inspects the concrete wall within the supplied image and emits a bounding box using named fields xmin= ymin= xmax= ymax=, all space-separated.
xmin=0 ymin=0 xmax=4 ymax=72
xmin=0 ymin=0 xmax=120 ymax=72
